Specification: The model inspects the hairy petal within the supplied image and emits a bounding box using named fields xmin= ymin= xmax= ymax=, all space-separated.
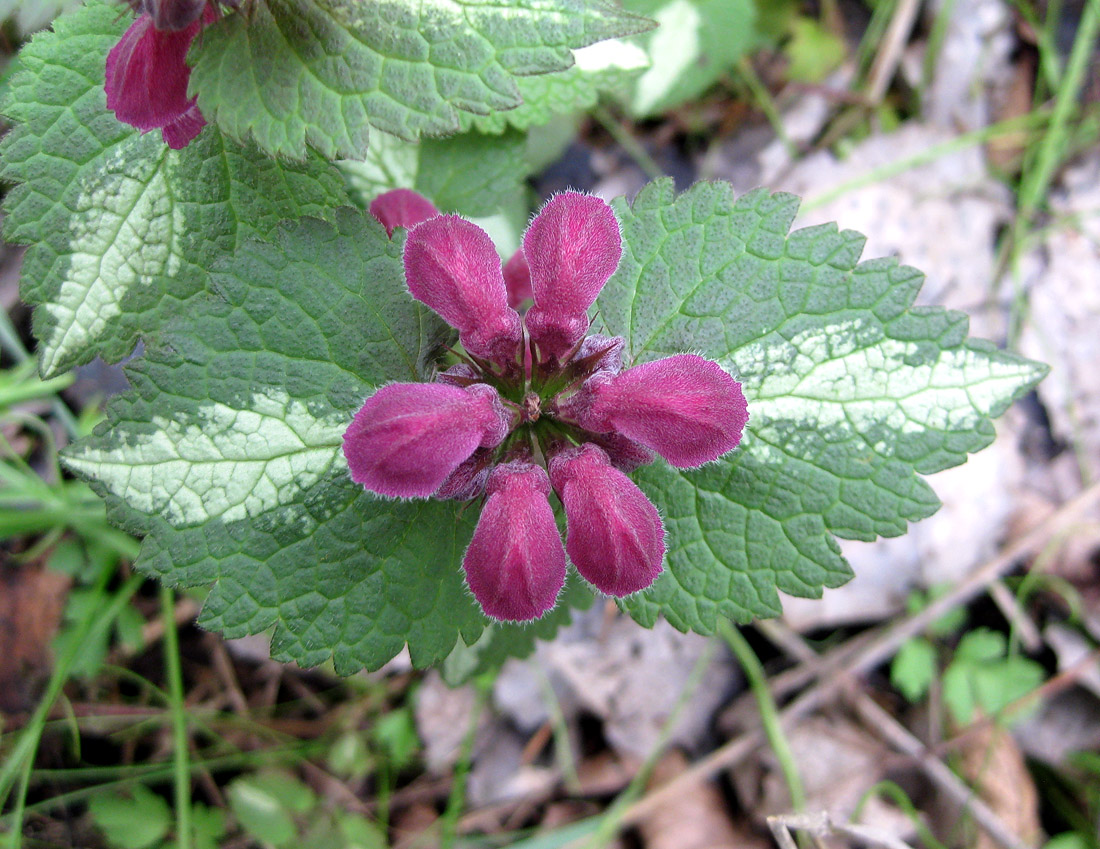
xmin=404 ymin=215 xmax=522 ymax=365
xmin=525 ymin=192 xmax=622 ymax=360
xmin=590 ymin=354 xmax=749 ymax=468
xmin=549 ymin=444 xmax=664 ymax=596
xmin=105 ymin=9 xmax=214 ymax=149
xmin=463 ymin=462 xmax=566 ymax=621
xmin=369 ymin=188 xmax=439 ymax=237
xmin=343 ymin=383 xmax=509 ymax=498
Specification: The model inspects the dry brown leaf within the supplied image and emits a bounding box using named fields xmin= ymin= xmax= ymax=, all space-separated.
xmin=955 ymin=721 xmax=1041 ymax=849
xmin=0 ymin=560 xmax=69 ymax=715
xmin=638 ymin=749 xmax=761 ymax=849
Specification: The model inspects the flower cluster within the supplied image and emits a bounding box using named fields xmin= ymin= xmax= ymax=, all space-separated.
xmin=343 ymin=189 xmax=749 ymax=621
xmin=105 ymin=0 xmax=237 ymax=149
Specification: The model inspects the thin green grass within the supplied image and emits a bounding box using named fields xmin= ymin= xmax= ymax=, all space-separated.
xmin=161 ymin=586 xmax=193 ymax=849
xmin=720 ymin=622 xmax=805 ymax=812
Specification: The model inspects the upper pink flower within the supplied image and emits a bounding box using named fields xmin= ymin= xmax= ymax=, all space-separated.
xmin=343 ymin=189 xmax=749 ymax=621
xmin=369 ymin=189 xmax=440 ymax=237
xmin=105 ymin=3 xmax=221 ymax=149
xmin=403 ymin=215 xmax=523 ymax=368
xmin=523 ymin=193 xmax=622 ymax=363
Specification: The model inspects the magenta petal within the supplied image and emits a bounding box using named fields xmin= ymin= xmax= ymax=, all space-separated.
xmin=590 ymin=354 xmax=749 ymax=468
xmin=549 ymin=444 xmax=664 ymax=596
xmin=105 ymin=10 xmax=209 ymax=147
xmin=524 ymin=192 xmax=622 ymax=314
xmin=404 ymin=215 xmax=523 ymax=365
xmin=502 ymin=249 xmax=532 ymax=309
xmin=369 ymin=189 xmax=439 ymax=237
xmin=463 ymin=462 xmax=566 ymax=621
xmin=160 ymin=101 xmax=206 ymax=149
xmin=342 ymin=383 xmax=507 ymax=498
xmin=524 ymin=192 xmax=622 ymax=360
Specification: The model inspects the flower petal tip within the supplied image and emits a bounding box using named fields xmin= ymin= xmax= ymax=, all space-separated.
xmin=369 ymin=189 xmax=439 ymax=237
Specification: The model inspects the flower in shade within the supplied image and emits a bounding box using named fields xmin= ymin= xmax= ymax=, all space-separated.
xmin=344 ymin=189 xmax=749 ymax=621
xmin=106 ymin=1 xmax=237 ymax=149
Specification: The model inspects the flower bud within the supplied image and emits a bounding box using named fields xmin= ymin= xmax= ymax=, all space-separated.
xmin=524 ymin=193 xmax=622 ymax=361
xmin=343 ymin=382 xmax=509 ymax=498
xmin=404 ymin=215 xmax=522 ymax=366
xmin=463 ymin=462 xmax=566 ymax=621
xmin=369 ymin=189 xmax=439 ymax=237
xmin=549 ymin=444 xmax=664 ymax=596
xmin=588 ymin=354 xmax=748 ymax=468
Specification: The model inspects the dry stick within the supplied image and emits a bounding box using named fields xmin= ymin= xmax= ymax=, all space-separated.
xmin=865 ymin=0 xmax=922 ymax=104
xmin=759 ymin=619 xmax=1037 ymax=849
xmin=613 ymin=481 xmax=1100 ymax=832
xmin=849 ymin=692 xmax=1034 ymax=849
xmin=988 ymin=578 xmax=1043 ymax=652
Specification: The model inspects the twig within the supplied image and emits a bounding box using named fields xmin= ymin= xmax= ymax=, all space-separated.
xmin=988 ymin=578 xmax=1042 ymax=653
xmin=865 ymin=0 xmax=922 ymax=103
xmin=849 ymin=692 xmax=1034 ymax=849
xmin=769 ymin=810 xmax=918 ymax=849
xmin=607 ymin=482 xmax=1100 ymax=833
xmin=761 ymin=618 xmax=1040 ymax=849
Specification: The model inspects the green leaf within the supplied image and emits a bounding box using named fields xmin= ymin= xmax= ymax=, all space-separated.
xmin=942 ymin=628 xmax=1045 ymax=726
xmin=596 ymin=181 xmax=1047 ymax=632
xmin=188 ymin=0 xmax=652 ymax=160
xmin=228 ymin=771 xmax=308 ymax=847
xmin=189 ymin=803 xmax=228 ymax=849
xmin=783 ymin=17 xmax=847 ymax=84
xmin=64 ymin=210 xmax=491 ymax=673
xmin=457 ymin=37 xmax=650 ymax=133
xmin=890 ymin=637 xmax=937 ymax=703
xmin=0 ymin=1 xmax=349 ymax=378
xmin=88 ymin=786 xmax=171 ymax=849
xmin=623 ymin=0 xmax=757 ymax=116
xmin=372 ymin=709 xmax=420 ymax=770
xmin=339 ymin=129 xmax=528 ymax=217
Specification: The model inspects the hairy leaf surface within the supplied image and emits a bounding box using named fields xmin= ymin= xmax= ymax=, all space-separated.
xmin=188 ymin=0 xmax=651 ymax=159
xmin=596 ymin=181 xmax=1047 ymax=630
xmin=0 ymin=1 xmax=349 ymax=377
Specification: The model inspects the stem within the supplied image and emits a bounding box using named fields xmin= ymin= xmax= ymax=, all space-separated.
xmin=160 ymin=586 xmax=192 ymax=849
xmin=720 ymin=622 xmax=806 ymax=812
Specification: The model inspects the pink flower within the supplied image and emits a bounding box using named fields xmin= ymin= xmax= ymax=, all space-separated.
xmin=343 ymin=189 xmax=750 ymax=621
xmin=369 ymin=189 xmax=440 ymax=237
xmin=549 ymin=444 xmax=664 ymax=596
xmin=585 ymin=354 xmax=749 ymax=468
xmin=403 ymin=215 xmax=523 ymax=368
xmin=105 ymin=3 xmax=225 ymax=149
xmin=342 ymin=382 xmax=509 ymax=498
xmin=523 ymin=193 xmax=622 ymax=363
xmin=462 ymin=462 xmax=567 ymax=621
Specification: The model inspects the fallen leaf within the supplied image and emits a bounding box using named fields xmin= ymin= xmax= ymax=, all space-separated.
xmin=0 ymin=560 xmax=70 ymax=715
